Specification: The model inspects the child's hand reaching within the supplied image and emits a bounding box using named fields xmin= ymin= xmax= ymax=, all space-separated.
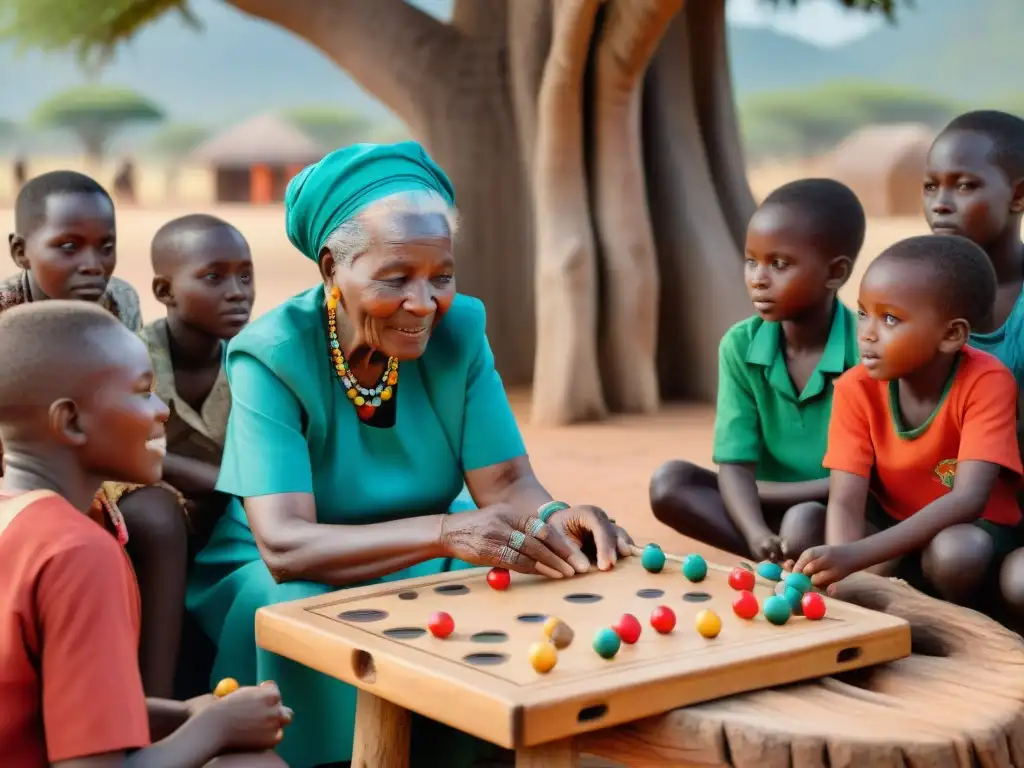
xmin=208 ymin=681 xmax=293 ymax=752
xmin=794 ymin=544 xmax=858 ymax=590
xmin=747 ymin=531 xmax=785 ymax=562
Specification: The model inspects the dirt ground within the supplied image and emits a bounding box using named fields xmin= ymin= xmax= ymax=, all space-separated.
xmin=0 ymin=201 xmax=930 ymax=555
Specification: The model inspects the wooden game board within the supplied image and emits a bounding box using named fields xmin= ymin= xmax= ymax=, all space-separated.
xmin=255 ymin=555 xmax=911 ymax=750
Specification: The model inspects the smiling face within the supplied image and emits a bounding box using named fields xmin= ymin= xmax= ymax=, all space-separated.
xmin=70 ymin=325 xmax=170 ymax=485
xmin=154 ymin=225 xmax=256 ymax=339
xmin=855 ymin=258 xmax=965 ymax=381
xmin=743 ymin=203 xmax=848 ymax=322
xmin=327 ymin=210 xmax=456 ymax=360
xmin=12 ymin=192 xmax=117 ymax=302
xmin=923 ymin=130 xmax=1022 ymax=248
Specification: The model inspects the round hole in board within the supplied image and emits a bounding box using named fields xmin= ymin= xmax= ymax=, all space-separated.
xmin=471 ymin=631 xmax=509 ymax=644
xmin=383 ymin=627 xmax=427 ymax=640
xmin=463 ymin=652 xmax=509 ymax=666
xmin=434 ymin=584 xmax=470 ymax=596
xmin=564 ymin=593 xmax=603 ymax=604
xmin=338 ymin=609 xmax=388 ymax=622
xmin=516 ymin=613 xmax=547 ymax=624
xmin=636 ymin=588 xmax=664 ymax=599
xmin=398 ymin=591 xmax=418 ymax=601
xmin=352 ymin=650 xmax=376 ymax=683
xmin=577 ymin=704 xmax=608 ymax=723
xmin=837 ymin=647 xmax=862 ymax=664
xmin=682 ymin=592 xmax=712 ymax=603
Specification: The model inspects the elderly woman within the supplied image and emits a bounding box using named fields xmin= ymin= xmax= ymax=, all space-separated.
xmin=186 ymin=142 xmax=632 ymax=768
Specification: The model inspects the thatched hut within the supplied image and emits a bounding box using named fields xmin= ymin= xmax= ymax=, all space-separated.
xmin=824 ymin=124 xmax=936 ymax=217
xmin=189 ymin=114 xmax=322 ymax=204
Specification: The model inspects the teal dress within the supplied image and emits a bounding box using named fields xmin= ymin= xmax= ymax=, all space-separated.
xmin=970 ymin=289 xmax=1024 ymax=386
xmin=186 ymin=287 xmax=526 ymax=768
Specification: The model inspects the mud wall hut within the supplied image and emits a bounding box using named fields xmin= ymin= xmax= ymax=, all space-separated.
xmin=189 ymin=114 xmax=323 ymax=204
xmin=824 ymin=124 xmax=937 ymax=217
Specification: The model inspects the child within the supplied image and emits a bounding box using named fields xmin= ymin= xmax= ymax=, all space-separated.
xmin=2 ymin=169 xmax=142 ymax=328
xmin=923 ymin=111 xmax=1024 ymax=612
xmin=794 ymin=235 xmax=1021 ymax=606
xmin=103 ymin=213 xmax=256 ymax=698
xmin=0 ymin=300 xmax=289 ymax=767
xmin=0 ymin=170 xmax=143 ymax=482
xmin=650 ymin=179 xmax=865 ymax=562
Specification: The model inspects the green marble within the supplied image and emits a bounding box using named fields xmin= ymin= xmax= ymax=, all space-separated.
xmin=592 ymin=627 xmax=622 ymax=659
xmin=763 ymin=595 xmax=792 ymax=625
xmin=784 ymin=571 xmax=813 ymax=594
xmin=681 ymin=554 xmax=708 ymax=582
xmin=641 ymin=544 xmax=666 ymax=573
xmin=756 ymin=561 xmax=783 ymax=581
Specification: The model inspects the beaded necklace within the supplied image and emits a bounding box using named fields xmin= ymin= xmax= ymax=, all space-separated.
xmin=327 ymin=289 xmax=399 ymax=422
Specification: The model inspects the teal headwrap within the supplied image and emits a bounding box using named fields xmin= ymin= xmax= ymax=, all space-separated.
xmin=284 ymin=141 xmax=456 ymax=261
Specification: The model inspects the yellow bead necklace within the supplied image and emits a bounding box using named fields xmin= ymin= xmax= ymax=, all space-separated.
xmin=327 ymin=290 xmax=398 ymax=422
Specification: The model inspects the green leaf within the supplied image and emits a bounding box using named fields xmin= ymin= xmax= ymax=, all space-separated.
xmin=0 ymin=0 xmax=197 ymax=70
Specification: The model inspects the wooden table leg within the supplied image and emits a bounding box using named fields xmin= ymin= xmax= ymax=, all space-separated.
xmin=351 ymin=689 xmax=412 ymax=768
xmin=515 ymin=737 xmax=579 ymax=767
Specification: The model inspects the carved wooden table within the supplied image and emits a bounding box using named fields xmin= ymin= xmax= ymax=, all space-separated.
xmin=255 ymin=556 xmax=924 ymax=767
xmin=578 ymin=572 xmax=1024 ymax=768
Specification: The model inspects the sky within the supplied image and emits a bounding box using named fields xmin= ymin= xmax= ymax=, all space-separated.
xmin=725 ymin=0 xmax=883 ymax=46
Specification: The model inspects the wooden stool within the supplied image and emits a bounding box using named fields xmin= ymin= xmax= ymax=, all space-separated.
xmin=577 ymin=572 xmax=1024 ymax=767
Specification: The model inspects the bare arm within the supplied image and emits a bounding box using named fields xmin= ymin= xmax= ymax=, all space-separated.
xmin=824 ymin=470 xmax=871 ymax=547
xmin=246 ymin=492 xmax=447 ymax=585
xmin=147 ymin=699 xmax=191 ymax=742
xmin=53 ymin=714 xmax=223 ymax=768
xmin=718 ymin=463 xmax=770 ymax=543
xmin=463 ymin=455 xmax=552 ymax=514
xmin=845 ymin=460 xmax=1000 ymax=572
xmin=755 ymin=478 xmax=830 ymax=507
xmin=160 ymin=455 xmax=219 ymax=496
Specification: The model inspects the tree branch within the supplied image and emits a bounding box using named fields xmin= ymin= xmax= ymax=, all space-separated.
xmin=530 ymin=0 xmax=607 ymax=425
xmin=508 ymin=0 xmax=552 ymax=172
xmin=226 ymin=0 xmax=463 ymax=133
xmin=451 ymin=0 xmax=508 ymax=47
xmin=591 ymin=0 xmax=682 ymax=413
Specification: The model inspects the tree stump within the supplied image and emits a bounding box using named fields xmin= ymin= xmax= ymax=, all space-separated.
xmin=579 ymin=572 xmax=1024 ymax=768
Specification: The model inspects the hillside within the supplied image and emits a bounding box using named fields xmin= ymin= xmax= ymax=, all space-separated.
xmin=0 ymin=0 xmax=1020 ymax=150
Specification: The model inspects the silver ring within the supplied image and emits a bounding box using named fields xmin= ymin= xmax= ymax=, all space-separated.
xmin=498 ymin=545 xmax=518 ymax=564
xmin=526 ymin=518 xmax=545 ymax=537
xmin=508 ymin=530 xmax=527 ymax=551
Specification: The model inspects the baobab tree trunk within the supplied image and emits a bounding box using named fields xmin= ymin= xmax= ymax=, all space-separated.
xmin=591 ymin=0 xmax=682 ymax=414
xmin=227 ymin=0 xmax=536 ymax=385
xmin=643 ymin=6 xmax=751 ymax=401
xmin=687 ymin=0 xmax=757 ymax=249
xmin=529 ymin=0 xmax=607 ymax=426
xmin=224 ymin=0 xmax=756 ymax=414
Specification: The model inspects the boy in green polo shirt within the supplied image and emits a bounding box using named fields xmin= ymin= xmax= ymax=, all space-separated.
xmin=650 ymin=178 xmax=865 ymax=562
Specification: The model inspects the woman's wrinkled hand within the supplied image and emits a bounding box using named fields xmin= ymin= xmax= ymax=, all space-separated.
xmin=546 ymin=504 xmax=634 ymax=571
xmin=440 ymin=503 xmax=592 ymax=578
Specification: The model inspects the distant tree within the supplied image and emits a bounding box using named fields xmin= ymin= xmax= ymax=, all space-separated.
xmin=147 ymin=122 xmax=210 ymax=202
xmin=0 ymin=118 xmax=17 ymax=145
xmin=740 ymin=81 xmax=960 ymax=160
xmin=148 ymin=122 xmax=209 ymax=159
xmin=1 ymin=0 xmax=906 ymax=423
xmin=30 ymin=85 xmax=165 ymax=163
xmin=281 ymin=106 xmax=374 ymax=150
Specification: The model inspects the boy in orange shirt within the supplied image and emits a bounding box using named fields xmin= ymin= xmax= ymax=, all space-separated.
xmin=795 ymin=234 xmax=1022 ymax=605
xmin=0 ymin=301 xmax=290 ymax=768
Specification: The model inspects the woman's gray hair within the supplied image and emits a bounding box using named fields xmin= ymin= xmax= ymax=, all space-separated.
xmin=324 ymin=189 xmax=460 ymax=267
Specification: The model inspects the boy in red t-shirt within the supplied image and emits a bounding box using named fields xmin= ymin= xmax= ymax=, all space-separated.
xmin=0 ymin=301 xmax=291 ymax=768
xmin=795 ymin=234 xmax=1022 ymax=606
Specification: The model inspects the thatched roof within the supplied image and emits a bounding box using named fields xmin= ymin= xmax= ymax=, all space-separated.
xmin=189 ymin=113 xmax=322 ymax=166
xmin=827 ymin=123 xmax=936 ymax=177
